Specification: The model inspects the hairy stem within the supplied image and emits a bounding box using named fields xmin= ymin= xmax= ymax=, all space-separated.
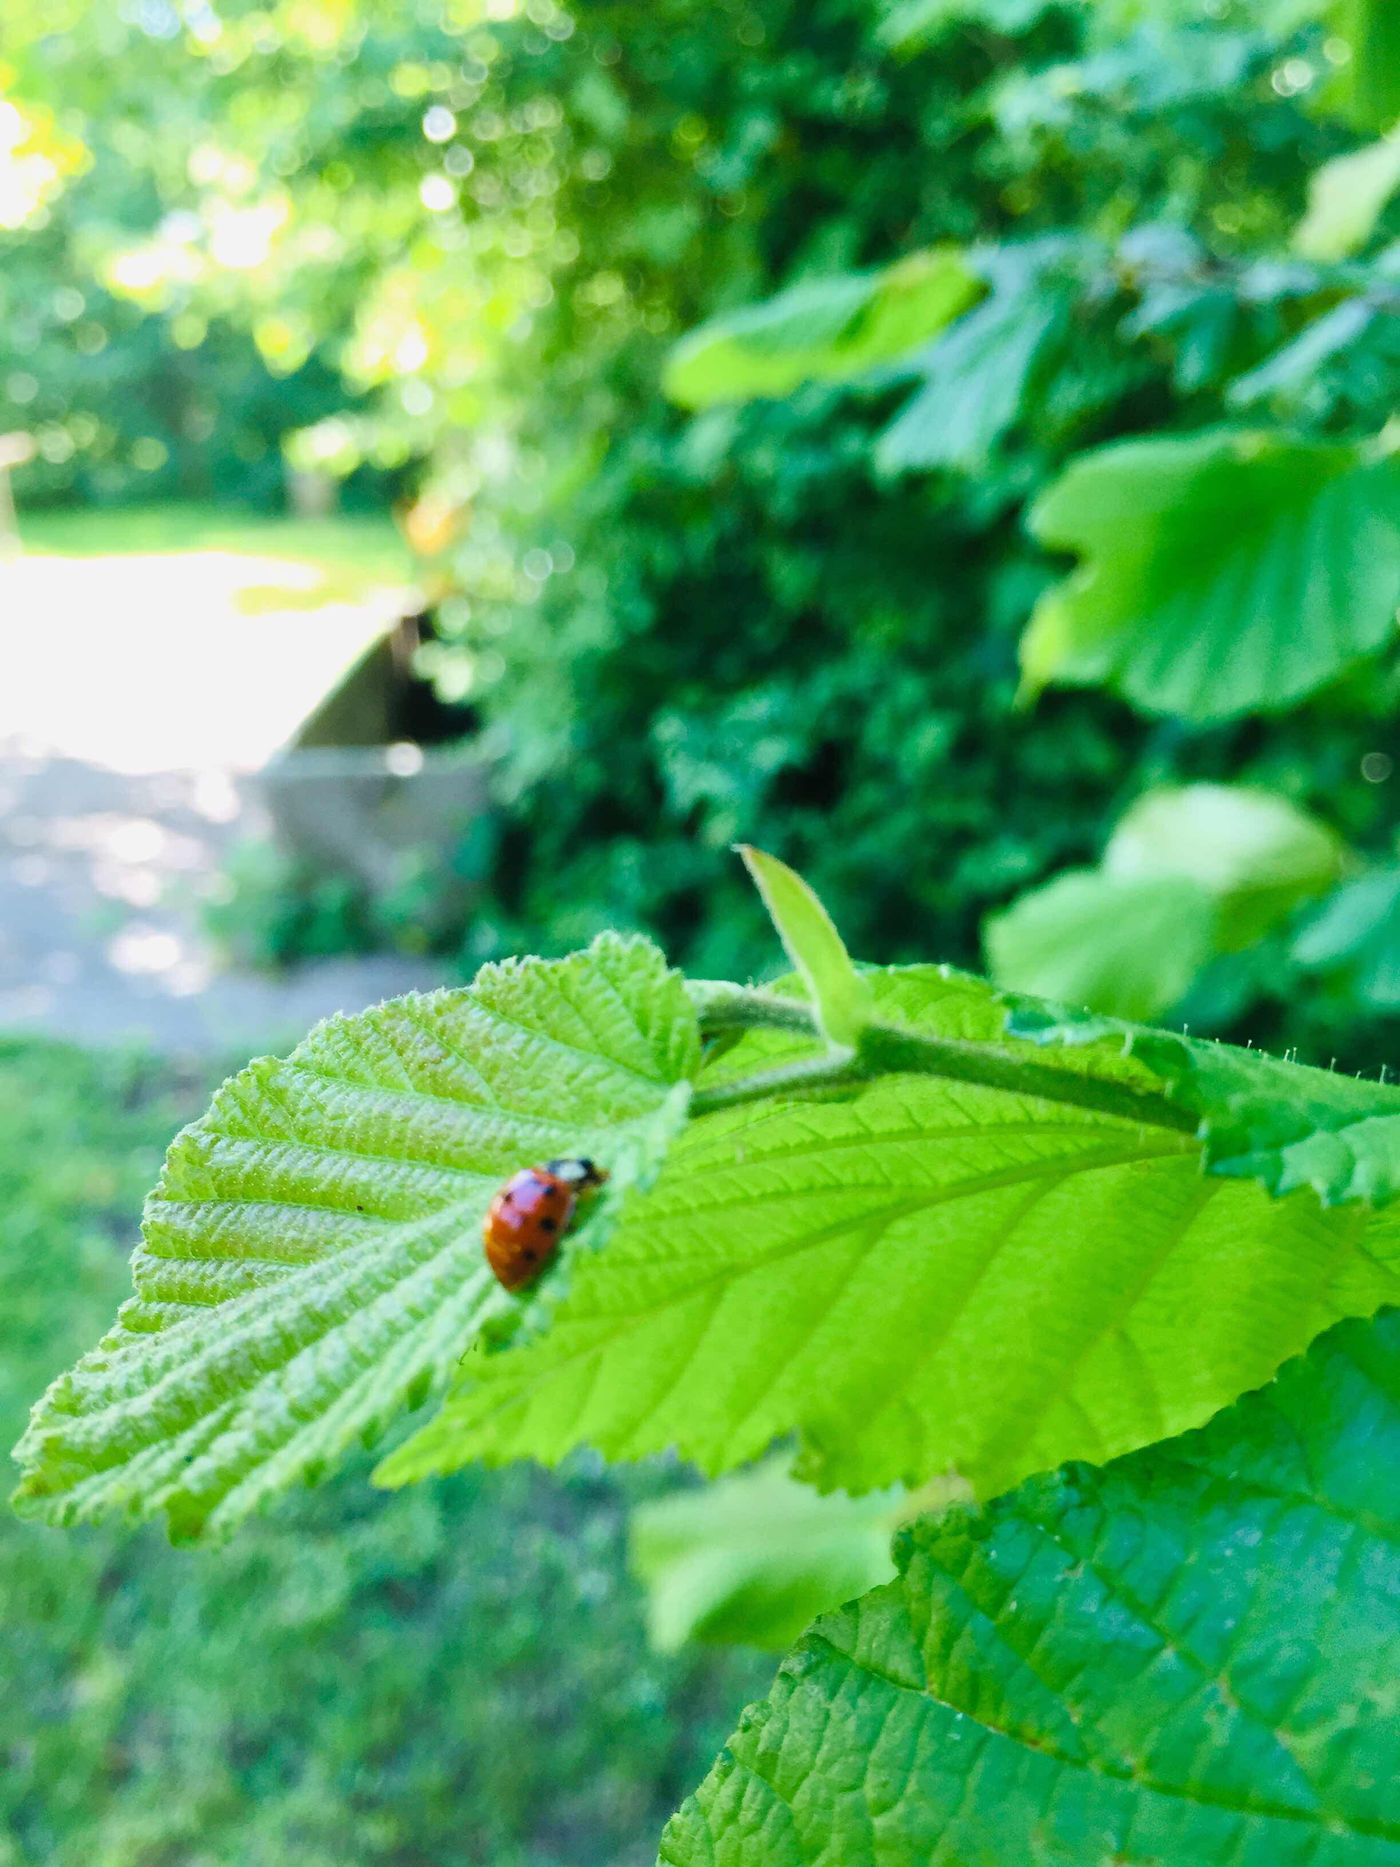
xmin=690 ymin=986 xmax=820 ymax=1036
xmin=691 ymin=988 xmax=1199 ymax=1135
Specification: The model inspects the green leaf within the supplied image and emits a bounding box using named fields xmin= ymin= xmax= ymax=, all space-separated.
xmin=875 ymin=277 xmax=1069 ymax=476
xmin=1008 ymin=995 xmax=1400 ymax=1205
xmin=629 ymin=1455 xmax=903 ymax=1654
xmin=382 ymin=966 xmax=1400 ymax=1504
xmin=1318 ymin=0 xmax=1400 ymax=131
xmin=1225 ymin=298 xmax=1377 ymax=407
xmin=1103 ymin=783 xmax=1344 ymax=951
xmin=660 ymin=1305 xmax=1400 ymax=1866
xmin=985 ymin=869 xmax=1216 ymax=1022
xmin=985 ymin=786 xmax=1343 ymax=1020
xmin=878 ymin=0 xmax=1054 ymax=52
xmin=986 ymin=786 xmax=1343 ymax=1020
xmin=1021 ymin=428 xmax=1400 ymax=722
xmin=737 ymin=846 xmax=872 ymax=1048
xmin=663 ymin=250 xmax=982 ymax=411
xmin=1295 ymin=134 xmax=1400 ymax=261
xmin=11 ymin=935 xmax=698 ymax=1540
xmin=1293 ymin=865 xmax=1400 ymax=1006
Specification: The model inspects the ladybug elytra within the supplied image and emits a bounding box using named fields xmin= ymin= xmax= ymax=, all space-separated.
xmin=483 ymin=1157 xmax=608 ymax=1291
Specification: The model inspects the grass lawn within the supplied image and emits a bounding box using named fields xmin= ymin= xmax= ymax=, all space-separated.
xmin=0 ymin=1040 xmax=765 ymax=1867
xmin=16 ymin=504 xmax=413 ymax=609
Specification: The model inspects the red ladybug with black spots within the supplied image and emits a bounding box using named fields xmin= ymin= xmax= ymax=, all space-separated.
xmin=483 ymin=1157 xmax=608 ymax=1291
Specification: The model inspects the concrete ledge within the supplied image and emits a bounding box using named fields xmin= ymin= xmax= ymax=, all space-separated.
xmin=259 ymin=743 xmax=494 ymax=897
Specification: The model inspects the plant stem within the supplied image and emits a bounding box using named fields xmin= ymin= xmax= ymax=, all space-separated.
xmin=691 ymin=986 xmax=818 ymax=1035
xmin=690 ymin=1051 xmax=864 ymax=1112
xmin=691 ymin=989 xmax=1199 ymax=1135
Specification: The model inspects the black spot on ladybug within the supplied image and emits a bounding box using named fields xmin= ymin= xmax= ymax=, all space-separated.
xmin=540 ymin=1216 xmax=558 ymax=1233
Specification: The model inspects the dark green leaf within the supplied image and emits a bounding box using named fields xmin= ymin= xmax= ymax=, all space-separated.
xmin=661 ymin=1307 xmax=1400 ymax=1866
xmin=1293 ymin=866 xmax=1400 ymax=1007
xmin=876 ymin=276 xmax=1070 ymax=475
xmin=1319 ymin=0 xmax=1400 ymax=132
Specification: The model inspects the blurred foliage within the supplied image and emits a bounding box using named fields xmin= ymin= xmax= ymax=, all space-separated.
xmin=985 ymin=783 xmax=1344 ymax=1020
xmin=0 ymin=1039 xmax=768 ymax=1865
xmin=1021 ymin=430 xmax=1400 ymax=720
xmin=0 ymin=4 xmax=394 ymax=506
xmin=629 ymin=1455 xmax=900 ymax=1654
xmin=7 ymin=0 xmax=1400 ymax=1073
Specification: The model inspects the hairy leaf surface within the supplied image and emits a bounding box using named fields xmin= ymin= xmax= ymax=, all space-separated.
xmin=384 ymin=968 xmax=1400 ymax=1501
xmin=1021 ymin=429 xmax=1400 ymax=721
xmin=661 ymin=1306 xmax=1400 ymax=1866
xmin=11 ymin=936 xmax=697 ymax=1538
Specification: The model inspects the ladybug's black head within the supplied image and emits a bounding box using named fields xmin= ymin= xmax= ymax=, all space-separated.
xmin=545 ymin=1156 xmax=607 ymax=1187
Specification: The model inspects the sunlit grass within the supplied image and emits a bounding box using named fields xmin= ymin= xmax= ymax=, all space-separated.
xmin=17 ymin=503 xmax=413 ymax=607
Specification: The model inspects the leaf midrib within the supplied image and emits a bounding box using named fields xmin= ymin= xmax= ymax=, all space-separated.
xmin=449 ymin=1142 xmax=1195 ymax=1433
xmin=620 ymin=1137 xmax=1192 ymax=1236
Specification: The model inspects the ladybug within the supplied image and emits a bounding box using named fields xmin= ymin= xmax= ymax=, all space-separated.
xmin=483 ymin=1157 xmax=608 ymax=1291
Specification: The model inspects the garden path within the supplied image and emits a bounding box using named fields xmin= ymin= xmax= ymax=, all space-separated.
xmin=0 ymin=537 xmax=449 ymax=1055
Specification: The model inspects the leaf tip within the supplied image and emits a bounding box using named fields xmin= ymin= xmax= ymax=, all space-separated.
xmin=735 ymin=846 xmax=871 ymax=1049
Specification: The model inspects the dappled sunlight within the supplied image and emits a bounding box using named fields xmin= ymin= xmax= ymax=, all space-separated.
xmin=0 ymin=527 xmax=436 ymax=1051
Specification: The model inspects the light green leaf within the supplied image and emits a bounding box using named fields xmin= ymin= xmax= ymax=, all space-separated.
xmin=985 ymin=869 xmax=1217 ymax=1021
xmin=986 ymin=787 xmax=1342 ymax=1020
xmin=1293 ymin=865 xmax=1400 ymax=1005
xmin=1103 ymin=783 xmax=1344 ymax=950
xmin=663 ymin=250 xmax=981 ymax=410
xmin=661 ymin=1306 xmax=1400 ymax=1867
xmin=629 ymin=1455 xmax=903 ymax=1654
xmin=11 ymin=935 xmax=698 ymax=1540
xmin=1295 ymin=133 xmax=1400 ymax=261
xmin=1021 ymin=428 xmax=1400 ymax=722
xmin=737 ymin=845 xmax=872 ymax=1048
xmin=1008 ymin=994 xmax=1400 ymax=1205
xmin=382 ymin=966 xmax=1400 ymax=1504
xmin=1318 ymin=0 xmax=1400 ymax=132
xmin=878 ymin=0 xmax=1054 ymax=52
